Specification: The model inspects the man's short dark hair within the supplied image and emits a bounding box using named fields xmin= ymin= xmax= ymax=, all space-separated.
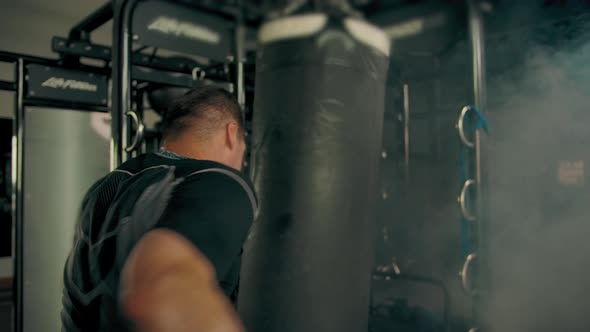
xmin=161 ymin=86 xmax=244 ymax=141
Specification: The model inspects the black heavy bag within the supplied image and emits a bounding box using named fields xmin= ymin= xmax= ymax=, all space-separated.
xmin=238 ymin=12 xmax=390 ymax=332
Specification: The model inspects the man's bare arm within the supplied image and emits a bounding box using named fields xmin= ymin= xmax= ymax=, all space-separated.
xmin=119 ymin=229 xmax=245 ymax=332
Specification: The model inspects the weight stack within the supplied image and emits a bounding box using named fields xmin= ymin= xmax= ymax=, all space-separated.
xmin=238 ymin=13 xmax=390 ymax=332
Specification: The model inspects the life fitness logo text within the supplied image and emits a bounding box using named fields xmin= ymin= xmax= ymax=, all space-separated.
xmin=147 ymin=16 xmax=220 ymax=44
xmin=41 ymin=77 xmax=98 ymax=92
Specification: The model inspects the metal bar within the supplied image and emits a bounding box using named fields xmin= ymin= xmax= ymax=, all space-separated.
xmin=111 ymin=0 xmax=140 ymax=169
xmin=468 ymin=0 xmax=488 ymax=329
xmin=135 ymin=89 xmax=147 ymax=155
xmin=403 ymin=83 xmax=410 ymax=178
xmin=234 ymin=0 xmax=246 ymax=115
xmin=0 ymin=51 xmax=108 ymax=77
xmin=110 ymin=0 xmax=124 ymax=170
xmin=235 ymin=30 xmax=245 ymax=109
xmin=470 ymin=0 xmax=487 ymax=115
xmin=434 ymin=57 xmax=442 ymax=158
xmin=12 ymin=58 xmax=24 ymax=332
xmin=68 ymin=1 xmax=114 ymax=41
xmin=22 ymin=99 xmax=109 ymax=113
xmin=132 ymin=55 xmax=209 ymax=77
xmin=52 ymin=37 xmax=111 ymax=62
xmin=132 ymin=67 xmax=197 ymax=89
xmin=54 ymin=36 xmax=227 ymax=78
xmin=0 ymin=80 xmax=16 ymax=91
xmin=468 ymin=2 xmax=486 ymax=229
xmin=124 ymin=0 xmax=142 ymax=163
xmin=0 ymin=51 xmax=55 ymax=66
xmin=476 ymin=131 xmax=482 ymax=184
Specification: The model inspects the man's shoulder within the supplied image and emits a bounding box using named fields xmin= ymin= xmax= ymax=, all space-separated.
xmin=114 ymin=153 xmax=258 ymax=214
xmin=115 ymin=153 xmax=243 ymax=179
xmin=178 ymin=166 xmax=258 ymax=218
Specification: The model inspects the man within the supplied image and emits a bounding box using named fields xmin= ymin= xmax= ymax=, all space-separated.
xmin=61 ymin=86 xmax=257 ymax=332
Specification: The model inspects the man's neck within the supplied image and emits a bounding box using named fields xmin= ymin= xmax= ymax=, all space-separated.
xmin=161 ymin=141 xmax=216 ymax=162
xmin=158 ymin=148 xmax=189 ymax=160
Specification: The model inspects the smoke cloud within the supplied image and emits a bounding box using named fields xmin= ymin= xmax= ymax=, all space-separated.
xmin=373 ymin=3 xmax=590 ymax=332
xmin=485 ymin=4 xmax=590 ymax=331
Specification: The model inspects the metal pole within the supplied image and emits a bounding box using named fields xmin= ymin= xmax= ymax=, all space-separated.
xmin=403 ymin=83 xmax=410 ymax=180
xmin=470 ymin=0 xmax=487 ymax=114
xmin=470 ymin=0 xmax=486 ymax=187
xmin=111 ymin=0 xmax=124 ymax=170
xmin=120 ymin=0 xmax=131 ymax=166
xmin=111 ymin=0 xmax=138 ymax=169
xmin=468 ymin=0 xmax=488 ymax=330
xmin=12 ymin=58 xmax=25 ymax=332
xmin=135 ymin=89 xmax=147 ymax=156
xmin=234 ymin=0 xmax=246 ymax=115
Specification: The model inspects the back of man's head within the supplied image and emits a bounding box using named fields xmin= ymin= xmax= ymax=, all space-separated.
xmin=160 ymin=86 xmax=246 ymax=170
xmin=161 ymin=86 xmax=244 ymax=142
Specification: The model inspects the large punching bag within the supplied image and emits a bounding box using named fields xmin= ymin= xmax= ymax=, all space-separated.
xmin=238 ymin=11 xmax=390 ymax=332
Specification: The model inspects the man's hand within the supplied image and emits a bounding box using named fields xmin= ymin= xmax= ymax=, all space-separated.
xmin=120 ymin=229 xmax=245 ymax=332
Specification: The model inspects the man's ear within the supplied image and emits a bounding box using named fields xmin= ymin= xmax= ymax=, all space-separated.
xmin=226 ymin=122 xmax=240 ymax=149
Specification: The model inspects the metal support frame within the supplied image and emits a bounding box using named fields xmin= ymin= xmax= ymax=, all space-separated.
xmin=0 ymin=51 xmax=58 ymax=67
xmin=23 ymin=99 xmax=108 ymax=113
xmin=13 ymin=58 xmax=25 ymax=332
xmin=467 ymin=0 xmax=488 ymax=330
xmin=470 ymin=1 xmax=487 ymax=115
xmin=111 ymin=0 xmax=244 ymax=169
xmin=234 ymin=0 xmax=246 ymax=114
xmin=111 ymin=0 xmax=138 ymax=169
xmin=0 ymin=80 xmax=16 ymax=91
xmin=53 ymin=36 xmax=231 ymax=82
xmin=402 ymin=83 xmax=410 ymax=178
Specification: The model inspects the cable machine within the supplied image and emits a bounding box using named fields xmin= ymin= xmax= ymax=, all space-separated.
xmin=3 ymin=1 xmax=253 ymax=331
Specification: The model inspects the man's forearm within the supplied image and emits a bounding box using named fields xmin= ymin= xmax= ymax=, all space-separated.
xmin=119 ymin=230 xmax=245 ymax=332
xmin=122 ymin=264 xmax=244 ymax=332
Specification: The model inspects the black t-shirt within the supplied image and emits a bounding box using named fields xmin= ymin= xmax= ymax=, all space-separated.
xmin=61 ymin=151 xmax=257 ymax=332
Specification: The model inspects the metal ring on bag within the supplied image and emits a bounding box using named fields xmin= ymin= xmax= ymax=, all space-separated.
xmin=459 ymin=179 xmax=477 ymax=221
xmin=125 ymin=111 xmax=145 ymax=152
xmin=457 ymin=105 xmax=475 ymax=148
